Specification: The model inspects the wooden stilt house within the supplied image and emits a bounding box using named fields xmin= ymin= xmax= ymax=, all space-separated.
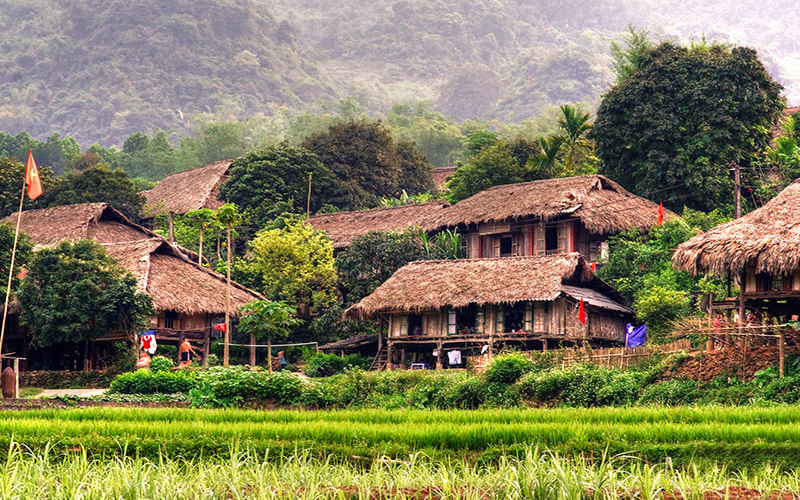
xmin=426 ymin=175 xmax=670 ymax=263
xmin=2 ymin=203 xmax=262 ymax=370
xmin=673 ymin=179 xmax=800 ymax=321
xmin=345 ymin=253 xmax=633 ymax=370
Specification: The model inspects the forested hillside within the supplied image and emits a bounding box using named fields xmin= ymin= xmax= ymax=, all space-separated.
xmin=0 ymin=0 xmax=334 ymax=147
xmin=0 ymin=0 xmax=797 ymax=148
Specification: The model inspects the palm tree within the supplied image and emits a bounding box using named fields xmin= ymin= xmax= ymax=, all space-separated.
xmin=184 ymin=208 xmax=216 ymax=265
xmin=215 ymin=203 xmax=242 ymax=366
xmin=558 ymin=104 xmax=592 ymax=172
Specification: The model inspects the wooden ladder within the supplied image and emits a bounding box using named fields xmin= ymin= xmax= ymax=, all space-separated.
xmin=369 ymin=344 xmax=388 ymax=371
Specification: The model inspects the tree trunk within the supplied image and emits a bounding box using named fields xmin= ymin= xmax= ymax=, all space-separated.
xmin=268 ymin=338 xmax=273 ymax=375
xmin=198 ymin=228 xmax=204 ymax=265
xmin=249 ymin=334 xmax=256 ymax=366
xmin=224 ymin=224 xmax=231 ymax=366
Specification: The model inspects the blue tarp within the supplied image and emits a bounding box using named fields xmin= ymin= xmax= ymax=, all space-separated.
xmin=625 ymin=323 xmax=647 ymax=348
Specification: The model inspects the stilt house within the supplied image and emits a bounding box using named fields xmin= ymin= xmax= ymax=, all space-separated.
xmin=2 ymin=203 xmax=262 ymax=370
xmin=426 ymin=175 xmax=669 ymax=263
xmin=673 ymin=179 xmax=800 ymax=320
xmin=345 ymin=253 xmax=633 ymax=369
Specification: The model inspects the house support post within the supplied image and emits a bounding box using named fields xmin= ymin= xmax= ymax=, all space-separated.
xmin=386 ymin=341 xmax=394 ymax=371
xmin=778 ymin=324 xmax=785 ymax=378
xmin=738 ymin=271 xmax=746 ymax=347
xmin=436 ymin=340 xmax=443 ymax=370
xmin=249 ymin=334 xmax=256 ymax=366
xmin=707 ymin=304 xmax=714 ymax=352
xmin=400 ymin=347 xmax=406 ymax=370
xmin=202 ymin=326 xmax=210 ymax=367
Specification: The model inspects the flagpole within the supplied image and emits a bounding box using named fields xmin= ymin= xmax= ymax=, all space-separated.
xmin=0 ymin=175 xmax=28 ymax=359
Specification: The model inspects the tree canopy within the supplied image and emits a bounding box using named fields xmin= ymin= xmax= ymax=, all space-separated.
xmin=17 ymin=240 xmax=153 ymax=347
xmin=38 ymin=163 xmax=146 ymax=222
xmin=300 ymin=120 xmax=435 ymax=211
xmin=592 ymin=41 xmax=785 ymax=212
xmin=235 ymin=220 xmax=337 ymax=309
xmin=218 ymin=144 xmax=327 ymax=225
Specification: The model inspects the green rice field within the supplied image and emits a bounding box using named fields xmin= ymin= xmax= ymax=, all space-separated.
xmin=3 ymin=406 xmax=800 ymax=470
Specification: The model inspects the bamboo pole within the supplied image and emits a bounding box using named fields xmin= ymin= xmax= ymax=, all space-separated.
xmin=0 ymin=176 xmax=27 ymax=358
xmin=778 ymin=324 xmax=785 ymax=378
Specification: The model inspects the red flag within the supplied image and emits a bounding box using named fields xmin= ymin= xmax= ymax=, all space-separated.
xmin=16 ymin=268 xmax=28 ymax=279
xmin=578 ymin=298 xmax=586 ymax=325
xmin=657 ymin=201 xmax=664 ymax=226
xmin=24 ymin=150 xmax=43 ymax=200
xmin=213 ymin=323 xmax=226 ymax=333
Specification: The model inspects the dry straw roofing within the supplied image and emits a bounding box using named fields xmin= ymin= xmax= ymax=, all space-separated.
xmin=673 ymin=178 xmax=800 ymax=276
xmin=307 ymin=201 xmax=450 ymax=249
xmin=427 ymin=175 xmax=670 ymax=234
xmin=142 ymin=160 xmax=232 ymax=215
xmin=345 ymin=253 xmax=631 ymax=319
xmin=4 ymin=203 xmax=261 ymax=315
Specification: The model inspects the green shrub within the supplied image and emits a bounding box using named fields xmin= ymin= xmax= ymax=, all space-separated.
xmin=522 ymin=364 xmax=614 ymax=407
xmin=303 ymin=352 xmax=372 ymax=377
xmin=760 ymin=374 xmax=800 ymax=403
xmin=597 ymin=371 xmax=645 ymax=406
xmin=637 ymin=379 xmax=702 ymax=405
xmin=149 ymin=356 xmax=175 ymax=373
xmin=485 ymin=351 xmax=535 ymax=384
xmin=110 ymin=369 xmax=197 ymax=394
xmin=189 ymin=366 xmax=309 ymax=408
xmin=206 ymin=354 xmax=220 ymax=366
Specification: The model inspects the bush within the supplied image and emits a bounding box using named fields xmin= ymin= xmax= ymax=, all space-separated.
xmin=760 ymin=374 xmax=800 ymax=403
xmin=303 ymin=352 xmax=372 ymax=377
xmin=110 ymin=369 xmax=198 ymax=394
xmin=597 ymin=371 xmax=645 ymax=406
xmin=637 ymin=379 xmax=702 ymax=405
xmin=521 ymin=364 xmax=614 ymax=407
xmin=189 ymin=366 xmax=309 ymax=408
xmin=485 ymin=351 xmax=535 ymax=384
xmin=149 ymin=356 xmax=175 ymax=373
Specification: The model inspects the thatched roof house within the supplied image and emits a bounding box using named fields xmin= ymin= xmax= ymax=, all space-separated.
xmin=307 ymin=201 xmax=450 ymax=249
xmin=3 ymin=203 xmax=262 ymax=319
xmin=347 ymin=253 xmax=630 ymax=319
xmin=428 ymin=175 xmax=668 ymax=234
xmin=141 ymin=160 xmax=232 ymax=215
xmin=421 ymin=175 xmax=672 ymax=262
xmin=346 ymin=254 xmax=632 ymax=362
xmin=673 ymin=179 xmax=800 ymax=277
xmin=673 ymin=179 xmax=800 ymax=318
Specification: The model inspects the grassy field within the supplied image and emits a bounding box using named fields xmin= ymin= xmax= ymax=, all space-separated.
xmin=3 ymin=406 xmax=800 ymax=470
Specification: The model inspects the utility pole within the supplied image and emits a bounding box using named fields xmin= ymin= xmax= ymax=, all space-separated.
xmin=733 ymin=162 xmax=744 ymax=345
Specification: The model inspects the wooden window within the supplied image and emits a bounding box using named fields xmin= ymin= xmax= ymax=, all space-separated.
xmin=495 ymin=304 xmax=504 ymax=334
xmin=447 ymin=309 xmax=457 ymax=335
xmin=557 ymin=222 xmax=570 ymax=254
xmin=165 ymin=310 xmax=178 ymax=329
xmin=534 ymin=224 xmax=546 ymax=255
xmin=524 ymin=302 xmax=533 ymax=332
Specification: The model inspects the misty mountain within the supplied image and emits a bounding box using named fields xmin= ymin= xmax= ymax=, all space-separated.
xmin=0 ymin=0 xmax=796 ymax=149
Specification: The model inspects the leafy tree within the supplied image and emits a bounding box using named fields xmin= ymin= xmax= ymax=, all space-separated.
xmin=609 ymin=25 xmax=655 ymax=84
xmin=38 ymin=164 xmax=146 ymax=222
xmin=385 ymin=102 xmax=466 ymax=168
xmin=462 ymin=129 xmax=500 ymax=159
xmin=17 ymin=240 xmax=153 ymax=350
xmin=300 ymin=120 xmax=434 ymax=210
xmin=237 ymin=299 xmax=302 ymax=374
xmin=236 ymin=220 xmax=337 ymax=309
xmin=217 ymin=144 xmax=328 ymax=226
xmin=0 ymin=158 xmax=57 ymax=218
xmin=216 ymin=203 xmax=242 ymax=367
xmin=336 ymin=230 xmax=427 ymax=305
xmin=592 ymin=41 xmax=785 ymax=212
xmin=447 ymin=137 xmax=543 ymax=202
xmin=596 ymin=212 xmax=729 ymax=338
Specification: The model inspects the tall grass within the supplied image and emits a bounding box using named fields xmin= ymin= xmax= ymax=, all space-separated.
xmin=0 ymin=442 xmax=798 ymax=499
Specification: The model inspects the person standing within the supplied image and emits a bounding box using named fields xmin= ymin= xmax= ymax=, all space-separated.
xmin=179 ymin=340 xmax=199 ymax=367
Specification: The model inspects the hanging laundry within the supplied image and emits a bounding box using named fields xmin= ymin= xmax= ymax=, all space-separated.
xmin=140 ymin=330 xmax=157 ymax=354
xmin=433 ymin=349 xmax=439 ymax=357
xmin=448 ymin=350 xmax=461 ymax=365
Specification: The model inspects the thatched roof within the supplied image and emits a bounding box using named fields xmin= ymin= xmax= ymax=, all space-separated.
xmin=141 ymin=160 xmax=232 ymax=215
xmin=427 ymin=175 xmax=672 ymax=235
xmin=307 ymin=201 xmax=450 ymax=249
xmin=673 ymin=179 xmax=800 ymax=276
xmin=345 ymin=253 xmax=631 ymax=319
xmin=2 ymin=203 xmax=161 ymax=248
xmin=4 ymin=203 xmax=262 ymax=315
xmin=433 ymin=166 xmax=457 ymax=192
xmin=105 ymin=239 xmax=262 ymax=315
